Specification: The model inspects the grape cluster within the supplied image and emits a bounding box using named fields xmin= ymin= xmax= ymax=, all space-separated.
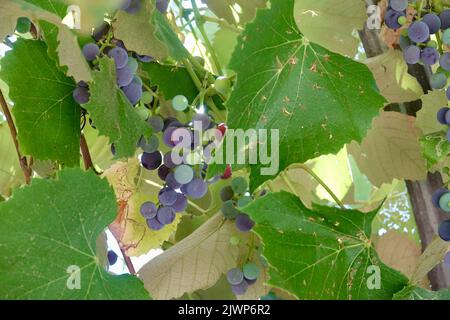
xmin=432 ymin=189 xmax=450 ymax=249
xmin=384 ymin=1 xmax=450 ymax=138
xmin=220 ymin=177 xmax=255 ymax=232
xmin=226 ymin=262 xmax=260 ymax=295
xmin=138 ymin=98 xmax=231 ymax=230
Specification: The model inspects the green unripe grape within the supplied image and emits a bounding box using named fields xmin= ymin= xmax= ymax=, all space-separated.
xmin=222 ymin=200 xmax=241 ymax=219
xmin=398 ymin=15 xmax=407 ymax=25
xmin=16 ymin=17 xmax=31 ymax=34
xmin=243 ymin=263 xmax=260 ymax=281
xmin=174 ymin=164 xmax=194 ymax=184
xmin=141 ymin=91 xmax=153 ymax=104
xmin=439 ymin=193 xmax=450 ymax=212
xmin=231 ymin=177 xmax=248 ymax=195
xmin=135 ymin=106 xmax=150 ymax=120
xmin=214 ymin=76 xmax=231 ymax=95
xmin=229 ymin=236 xmax=240 ymax=246
xmin=127 ymin=57 xmax=138 ymax=73
xmin=237 ymin=196 xmax=253 ymax=208
xmin=172 ymin=95 xmax=189 ymax=111
xmin=443 ymin=29 xmax=450 ymax=46
xmin=427 ymin=40 xmax=438 ymax=48
xmin=430 ymin=73 xmax=448 ymax=89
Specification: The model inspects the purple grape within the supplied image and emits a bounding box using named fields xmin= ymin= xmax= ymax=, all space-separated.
xmin=136 ymin=54 xmax=154 ymax=63
xmin=440 ymin=52 xmax=450 ymax=71
xmin=148 ymin=116 xmax=164 ymax=133
xmin=437 ymin=107 xmax=450 ymax=125
xmin=408 ymin=21 xmax=430 ymax=43
xmin=440 ymin=10 xmax=450 ymax=30
xmin=166 ymin=172 xmax=182 ymax=190
xmin=116 ymin=65 xmax=134 ymax=87
xmin=111 ymin=143 xmax=116 ymax=156
xmin=147 ymin=218 xmax=164 ymax=230
xmin=163 ymin=152 xmax=177 ymax=168
xmin=93 ymin=22 xmax=110 ymax=42
xmin=159 ymin=188 xmax=178 ymax=206
xmin=422 ymin=13 xmax=441 ymax=34
xmin=444 ymin=251 xmax=450 ymax=269
xmin=231 ymin=279 xmax=249 ymax=295
xmin=384 ymin=9 xmax=405 ymax=30
xmin=108 ymin=250 xmax=118 ymax=265
xmin=140 ymin=201 xmax=157 ymax=219
xmin=403 ymin=45 xmax=420 ymax=64
xmin=389 ymin=0 xmax=408 ymax=12
xmin=430 ymin=73 xmax=447 ymax=89
xmin=163 ymin=127 xmax=177 ymax=147
xmin=421 ymin=47 xmax=439 ymax=65
xmin=73 ymin=86 xmax=90 ymax=104
xmin=172 ymin=193 xmax=188 ymax=212
xmin=158 ymin=165 xmax=171 ymax=181
xmin=122 ymin=79 xmax=143 ymax=105
xmin=82 ymin=43 xmax=100 ymax=61
xmin=124 ymin=0 xmax=141 ymax=13
xmin=439 ymin=220 xmax=450 ymax=241
xmin=171 ymin=127 xmax=193 ymax=148
xmin=432 ymin=189 xmax=449 ymax=208
xmin=227 ymin=268 xmax=244 ymax=286
xmin=185 ymin=178 xmax=208 ymax=199
xmin=220 ymin=186 xmax=234 ymax=202
xmin=235 ymin=214 xmax=255 ymax=232
xmin=141 ymin=151 xmax=162 ymax=170
xmin=192 ymin=113 xmax=211 ymax=131
xmin=108 ymin=47 xmax=128 ymax=69
xmin=156 ymin=0 xmax=169 ymax=13
xmin=156 ymin=206 xmax=176 ymax=225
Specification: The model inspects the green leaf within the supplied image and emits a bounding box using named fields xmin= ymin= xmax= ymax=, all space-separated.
xmin=0 ymin=168 xmax=149 ymax=299
xmin=420 ymin=131 xmax=450 ymax=169
xmin=226 ymin=0 xmax=386 ymax=190
xmin=0 ymin=123 xmax=25 ymax=197
xmin=0 ymin=39 xmax=80 ymax=166
xmin=205 ymin=0 xmax=267 ymax=26
xmin=293 ymin=0 xmax=367 ymax=57
xmin=393 ymin=286 xmax=450 ymax=300
xmin=243 ymin=191 xmax=408 ymax=299
xmin=82 ymin=57 xmax=151 ymax=158
xmin=140 ymin=62 xmax=198 ymax=102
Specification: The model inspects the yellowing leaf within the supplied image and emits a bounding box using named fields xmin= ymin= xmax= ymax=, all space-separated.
xmin=294 ymin=0 xmax=366 ymax=57
xmin=348 ymin=111 xmax=427 ymax=187
xmin=206 ymin=0 xmax=267 ymax=26
xmin=0 ymin=123 xmax=24 ymax=197
xmin=365 ymin=50 xmax=423 ymax=104
xmin=138 ymin=214 xmax=239 ymax=300
xmin=416 ymin=91 xmax=448 ymax=135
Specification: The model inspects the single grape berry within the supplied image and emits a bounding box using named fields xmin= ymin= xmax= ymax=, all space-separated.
xmin=172 ymin=95 xmax=189 ymax=111
xmin=73 ymin=85 xmax=90 ymax=104
xmin=243 ymin=263 xmax=260 ymax=281
xmin=108 ymin=47 xmax=128 ymax=69
xmin=237 ymin=196 xmax=253 ymax=208
xmin=192 ymin=113 xmax=211 ymax=130
xmin=185 ymin=178 xmax=208 ymax=199
xmin=107 ymin=250 xmax=118 ymax=265
xmin=432 ymin=188 xmax=449 ymax=208
xmin=156 ymin=0 xmax=170 ymax=13
xmin=214 ymin=76 xmax=231 ymax=95
xmin=116 ymin=65 xmax=134 ymax=87
xmin=235 ymin=214 xmax=255 ymax=232
xmin=440 ymin=52 xmax=450 ymax=71
xmin=438 ymin=220 xmax=450 ymax=241
xmin=156 ymin=206 xmax=176 ymax=225
xmin=158 ymin=164 xmax=171 ymax=181
xmin=122 ymin=79 xmax=143 ymax=105
xmin=403 ymin=45 xmax=420 ymax=65
xmin=408 ymin=21 xmax=430 ymax=43
xmin=440 ymin=193 xmax=450 ymax=212
xmin=430 ymin=73 xmax=447 ymax=89
xmin=437 ymin=107 xmax=449 ymax=125
xmin=389 ymin=0 xmax=408 ymax=12
xmin=148 ymin=116 xmax=164 ymax=133
xmin=147 ymin=217 xmax=164 ymax=231
xmin=172 ymin=193 xmax=188 ymax=212
xmin=231 ymin=279 xmax=249 ymax=295
xmin=440 ymin=10 xmax=450 ymax=30
xmin=227 ymin=268 xmax=244 ymax=286
xmin=141 ymin=151 xmax=162 ymax=171
xmin=422 ymin=13 xmax=441 ymax=34
xmin=384 ymin=9 xmax=405 ymax=30
xmin=222 ymin=200 xmax=241 ymax=219
xmin=421 ymin=47 xmax=439 ymax=66
xmin=159 ymin=188 xmax=178 ymax=206
xmin=174 ymin=165 xmax=194 ymax=185
xmin=220 ymin=186 xmax=234 ymax=202
xmin=93 ymin=22 xmax=110 ymax=42
xmin=231 ymin=177 xmax=248 ymax=195
xmin=140 ymin=201 xmax=158 ymax=219
xmin=82 ymin=43 xmax=100 ymax=62
xmin=141 ymin=91 xmax=153 ymax=104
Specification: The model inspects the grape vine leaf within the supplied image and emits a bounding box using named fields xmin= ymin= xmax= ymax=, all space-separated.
xmin=205 ymin=0 xmax=268 ymax=26
xmin=140 ymin=63 xmax=198 ymax=102
xmin=416 ymin=90 xmax=448 ymax=136
xmin=420 ymin=132 xmax=450 ymax=170
xmin=243 ymin=191 xmax=409 ymax=299
xmin=347 ymin=111 xmax=427 ymax=188
xmin=375 ymin=231 xmax=422 ymax=281
xmin=393 ymin=286 xmax=450 ymax=300
xmin=365 ymin=50 xmax=423 ymax=104
xmin=0 ymin=39 xmax=80 ymax=166
xmin=105 ymin=159 xmax=180 ymax=257
xmin=226 ymin=0 xmax=386 ymax=190
xmin=139 ymin=214 xmax=240 ymax=300
xmin=0 ymin=123 xmax=25 ymax=197
xmin=293 ymin=0 xmax=366 ymax=57
xmin=82 ymin=57 xmax=151 ymax=158
xmin=0 ymin=168 xmax=149 ymax=299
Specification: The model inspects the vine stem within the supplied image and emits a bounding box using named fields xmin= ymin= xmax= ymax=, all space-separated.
xmin=0 ymin=90 xmax=32 ymax=184
xmin=189 ymin=0 xmax=223 ymax=75
xmin=80 ymin=133 xmax=94 ymax=170
xmin=288 ymin=164 xmax=345 ymax=209
xmin=119 ymin=246 xmax=136 ymax=275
